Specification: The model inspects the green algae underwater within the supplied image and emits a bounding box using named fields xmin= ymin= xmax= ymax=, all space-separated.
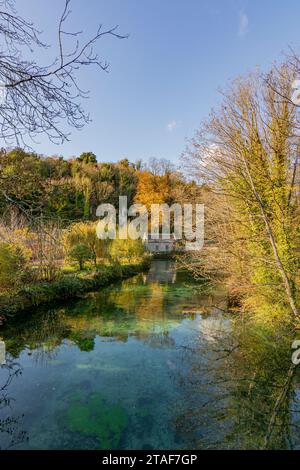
xmin=66 ymin=393 xmax=128 ymax=449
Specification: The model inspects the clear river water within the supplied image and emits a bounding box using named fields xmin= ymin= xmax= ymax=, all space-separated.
xmin=1 ymin=260 xmax=300 ymax=450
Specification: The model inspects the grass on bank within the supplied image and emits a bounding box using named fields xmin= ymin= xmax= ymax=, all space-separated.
xmin=0 ymin=258 xmax=151 ymax=324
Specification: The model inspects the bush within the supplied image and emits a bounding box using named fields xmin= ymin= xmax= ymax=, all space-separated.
xmin=0 ymin=242 xmax=30 ymax=289
xmin=109 ymin=238 xmax=146 ymax=263
xmin=63 ymin=221 xmax=108 ymax=267
xmin=0 ymin=257 xmax=151 ymax=322
xmin=68 ymin=243 xmax=93 ymax=270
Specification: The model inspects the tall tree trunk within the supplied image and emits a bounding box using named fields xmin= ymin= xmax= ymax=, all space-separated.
xmin=242 ymin=156 xmax=300 ymax=321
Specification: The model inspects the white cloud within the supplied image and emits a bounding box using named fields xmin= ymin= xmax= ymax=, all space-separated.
xmin=166 ymin=120 xmax=180 ymax=132
xmin=238 ymin=11 xmax=249 ymax=37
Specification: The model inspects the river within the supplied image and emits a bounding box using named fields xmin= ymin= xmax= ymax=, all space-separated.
xmin=0 ymin=260 xmax=300 ymax=450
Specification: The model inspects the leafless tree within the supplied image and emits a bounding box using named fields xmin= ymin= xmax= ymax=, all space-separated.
xmin=0 ymin=0 xmax=127 ymax=147
xmin=144 ymin=157 xmax=176 ymax=176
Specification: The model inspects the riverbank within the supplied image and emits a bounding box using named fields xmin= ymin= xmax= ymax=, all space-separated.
xmin=0 ymin=259 xmax=151 ymax=325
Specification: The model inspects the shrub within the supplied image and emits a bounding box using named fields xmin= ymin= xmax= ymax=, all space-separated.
xmin=109 ymin=238 xmax=146 ymax=263
xmin=0 ymin=258 xmax=151 ymax=322
xmin=63 ymin=221 xmax=108 ymax=267
xmin=0 ymin=242 xmax=30 ymax=289
xmin=68 ymin=243 xmax=93 ymax=270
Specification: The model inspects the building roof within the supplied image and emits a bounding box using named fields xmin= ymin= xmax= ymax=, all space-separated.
xmin=145 ymin=233 xmax=177 ymax=241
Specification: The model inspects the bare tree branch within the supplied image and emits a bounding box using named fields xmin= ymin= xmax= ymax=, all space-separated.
xmin=0 ymin=0 xmax=128 ymax=147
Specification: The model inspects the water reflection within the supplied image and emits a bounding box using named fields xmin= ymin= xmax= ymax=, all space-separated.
xmin=142 ymin=260 xmax=177 ymax=284
xmin=0 ymin=261 xmax=299 ymax=449
xmin=1 ymin=262 xmax=211 ymax=358
xmin=0 ymin=359 xmax=28 ymax=449
xmin=174 ymin=315 xmax=300 ymax=449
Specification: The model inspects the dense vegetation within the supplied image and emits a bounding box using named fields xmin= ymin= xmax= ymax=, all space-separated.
xmin=0 ymin=260 xmax=150 ymax=324
xmin=0 ymin=150 xmax=200 ymax=322
xmin=0 ymin=150 xmax=198 ymax=222
xmin=183 ymin=59 xmax=300 ymax=325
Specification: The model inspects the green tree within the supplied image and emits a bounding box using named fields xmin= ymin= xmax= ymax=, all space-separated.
xmin=0 ymin=149 xmax=44 ymax=215
xmin=184 ymin=64 xmax=300 ymax=321
xmin=0 ymin=242 xmax=30 ymax=288
xmin=68 ymin=244 xmax=93 ymax=271
xmin=63 ymin=222 xmax=108 ymax=267
xmin=77 ymin=152 xmax=97 ymax=165
xmin=109 ymin=238 xmax=145 ymax=263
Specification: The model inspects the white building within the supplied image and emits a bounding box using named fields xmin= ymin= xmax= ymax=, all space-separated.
xmin=142 ymin=233 xmax=178 ymax=253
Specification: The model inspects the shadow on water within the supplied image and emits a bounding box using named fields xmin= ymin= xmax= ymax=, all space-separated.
xmin=0 ymin=260 xmax=300 ymax=449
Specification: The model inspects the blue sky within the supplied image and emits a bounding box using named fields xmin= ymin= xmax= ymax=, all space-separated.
xmin=14 ymin=0 xmax=300 ymax=164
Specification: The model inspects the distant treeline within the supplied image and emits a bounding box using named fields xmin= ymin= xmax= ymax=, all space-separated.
xmin=0 ymin=150 xmax=201 ymax=223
